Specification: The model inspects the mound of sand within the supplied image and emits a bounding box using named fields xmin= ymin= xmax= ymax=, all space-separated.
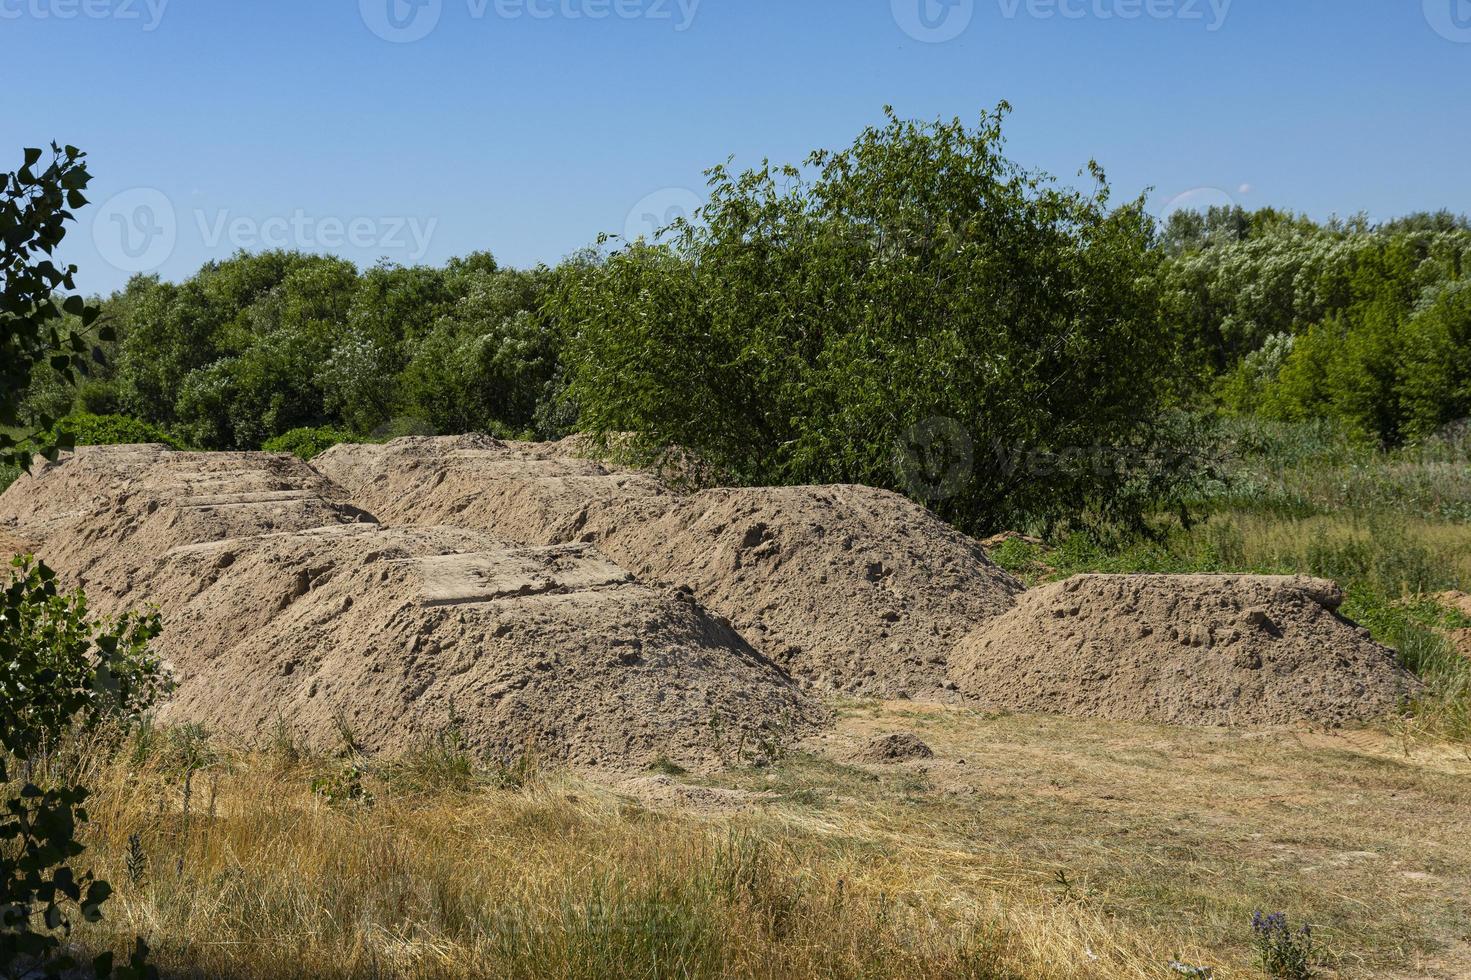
xmin=0 ymin=445 xmax=821 ymax=770
xmin=313 ymin=435 xmax=667 ymax=545
xmin=321 ymin=440 xmax=1025 ymax=699
xmin=850 ymin=733 xmax=935 ymax=763
xmin=146 ymin=524 xmax=820 ymax=768
xmin=553 ymin=486 xmax=1024 ymax=698
xmin=949 ymin=574 xmax=1419 ymax=727
xmin=0 ymin=447 xmax=367 ymax=608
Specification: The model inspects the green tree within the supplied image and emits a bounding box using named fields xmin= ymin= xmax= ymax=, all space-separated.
xmin=556 ymin=106 xmax=1186 ymax=532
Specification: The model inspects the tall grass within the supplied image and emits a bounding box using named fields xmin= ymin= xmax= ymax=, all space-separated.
xmin=50 ymin=739 xmax=1060 ymax=980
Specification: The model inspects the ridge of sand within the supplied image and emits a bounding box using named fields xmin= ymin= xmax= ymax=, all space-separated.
xmin=0 ymin=446 xmax=820 ymax=769
xmin=313 ymin=435 xmax=667 ymax=545
xmin=949 ymin=573 xmax=1419 ymax=727
xmin=551 ymin=486 xmax=1025 ymax=698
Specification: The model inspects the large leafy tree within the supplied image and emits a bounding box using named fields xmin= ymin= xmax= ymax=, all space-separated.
xmin=556 ymin=106 xmax=1185 ymax=531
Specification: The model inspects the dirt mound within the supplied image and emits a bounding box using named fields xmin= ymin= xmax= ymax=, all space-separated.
xmin=950 ymin=574 xmax=1419 ymax=727
xmin=549 ymin=486 xmax=1023 ymax=699
xmin=321 ymin=443 xmax=1023 ymax=699
xmin=146 ymin=524 xmax=820 ymax=768
xmin=313 ymin=435 xmax=667 ymax=545
xmin=0 ymin=444 xmax=173 ymax=545
xmin=1437 ymin=591 xmax=1471 ymax=620
xmin=850 ymin=733 xmax=935 ymax=763
xmin=0 ymin=445 xmax=820 ymax=770
xmin=0 ymin=447 xmax=366 ymax=608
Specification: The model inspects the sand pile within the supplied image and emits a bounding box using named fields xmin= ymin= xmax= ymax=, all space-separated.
xmin=0 ymin=445 xmax=821 ymax=769
xmin=313 ymin=435 xmax=667 ymax=545
xmin=145 ymin=523 xmax=819 ymax=767
xmin=320 ymin=440 xmax=1024 ymax=698
xmin=850 ymin=733 xmax=935 ymax=763
xmin=0 ymin=447 xmax=366 ymax=609
xmin=553 ymin=486 xmax=1024 ymax=698
xmin=950 ymin=574 xmax=1419 ymax=726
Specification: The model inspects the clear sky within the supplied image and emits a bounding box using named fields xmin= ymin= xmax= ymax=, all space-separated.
xmin=5 ymin=0 xmax=1469 ymax=295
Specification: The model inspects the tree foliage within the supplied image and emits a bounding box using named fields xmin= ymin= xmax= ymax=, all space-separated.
xmin=0 ymin=145 xmax=106 ymax=467
xmin=1171 ymin=210 xmax=1471 ymax=444
xmin=555 ymin=106 xmax=1189 ymax=531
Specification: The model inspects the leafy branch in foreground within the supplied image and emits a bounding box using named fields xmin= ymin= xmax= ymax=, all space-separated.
xmin=2 ymin=556 xmax=167 ymax=979
xmin=1 ymin=144 xmax=109 ymax=469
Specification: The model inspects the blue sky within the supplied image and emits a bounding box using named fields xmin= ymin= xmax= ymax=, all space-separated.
xmin=4 ymin=0 xmax=1469 ymax=294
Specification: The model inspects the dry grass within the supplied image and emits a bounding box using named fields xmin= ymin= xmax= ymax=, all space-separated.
xmin=48 ymin=703 xmax=1471 ymax=980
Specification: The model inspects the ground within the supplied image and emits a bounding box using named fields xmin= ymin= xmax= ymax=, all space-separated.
xmin=71 ymin=699 xmax=1471 ymax=980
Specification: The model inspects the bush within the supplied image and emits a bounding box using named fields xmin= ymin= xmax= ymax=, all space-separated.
xmin=1 ymin=557 xmax=166 ymax=978
xmin=262 ymin=426 xmax=362 ymax=461
xmin=556 ymin=106 xmax=1189 ymax=533
xmin=51 ymin=412 xmax=181 ymax=450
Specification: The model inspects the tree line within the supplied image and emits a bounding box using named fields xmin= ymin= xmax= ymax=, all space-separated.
xmin=14 ymin=107 xmax=1471 ymax=533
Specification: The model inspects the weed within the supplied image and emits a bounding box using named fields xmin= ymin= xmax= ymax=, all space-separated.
xmin=1250 ymin=911 xmax=1316 ymax=980
xmin=647 ymin=755 xmax=688 ymax=777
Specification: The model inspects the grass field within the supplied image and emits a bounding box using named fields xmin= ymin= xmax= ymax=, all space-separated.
xmin=46 ymin=701 xmax=1471 ymax=980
